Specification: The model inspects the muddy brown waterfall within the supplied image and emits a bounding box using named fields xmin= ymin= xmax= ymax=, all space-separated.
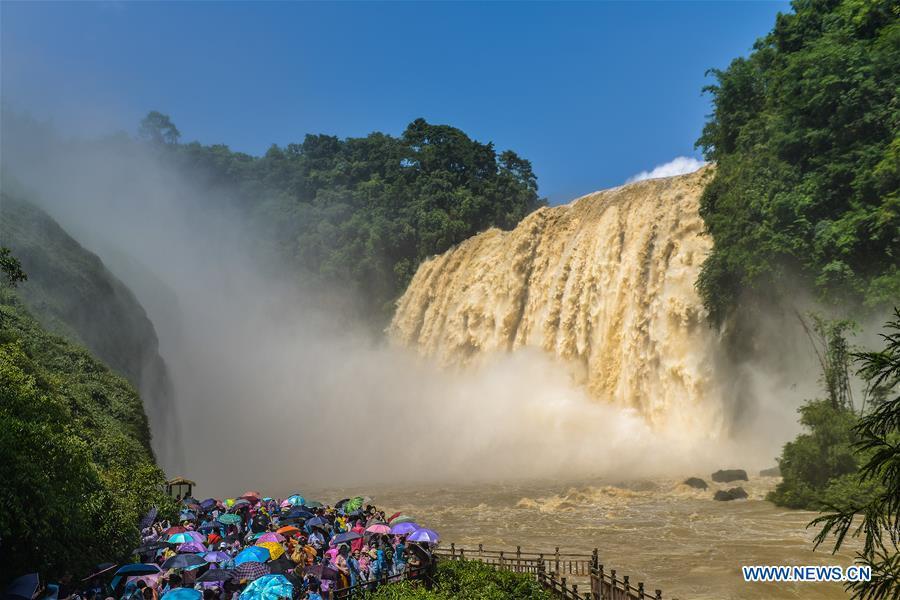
xmin=391 ymin=166 xmax=730 ymax=434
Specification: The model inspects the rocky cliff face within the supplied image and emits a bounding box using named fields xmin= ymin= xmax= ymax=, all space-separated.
xmin=390 ymin=167 xmax=723 ymax=428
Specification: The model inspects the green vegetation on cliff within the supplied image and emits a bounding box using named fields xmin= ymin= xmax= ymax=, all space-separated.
xmin=144 ymin=115 xmax=546 ymax=321
xmin=0 ymin=252 xmax=173 ymax=582
xmin=696 ymin=0 xmax=899 ymax=325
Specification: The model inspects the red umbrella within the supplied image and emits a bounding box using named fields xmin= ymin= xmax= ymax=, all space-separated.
xmin=387 ymin=512 xmax=403 ymax=523
xmin=164 ymin=525 xmax=187 ymax=536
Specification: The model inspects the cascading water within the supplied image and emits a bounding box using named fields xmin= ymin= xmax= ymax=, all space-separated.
xmin=390 ymin=166 xmax=727 ymax=433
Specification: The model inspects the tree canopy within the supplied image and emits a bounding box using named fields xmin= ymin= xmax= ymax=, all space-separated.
xmin=152 ymin=115 xmax=545 ymax=322
xmin=696 ymin=0 xmax=899 ymax=325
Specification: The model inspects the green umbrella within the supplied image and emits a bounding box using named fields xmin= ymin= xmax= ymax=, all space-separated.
xmin=305 ymin=500 xmax=323 ymax=508
xmin=391 ymin=515 xmax=416 ymax=524
xmin=217 ymin=514 xmax=241 ymax=525
xmin=344 ymin=496 xmax=365 ymax=512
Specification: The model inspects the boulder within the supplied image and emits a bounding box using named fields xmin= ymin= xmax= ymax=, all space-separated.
xmin=759 ymin=466 xmax=781 ymax=477
xmin=714 ymin=487 xmax=748 ymax=501
xmin=711 ymin=469 xmax=748 ymax=483
xmin=682 ymin=477 xmax=708 ymax=490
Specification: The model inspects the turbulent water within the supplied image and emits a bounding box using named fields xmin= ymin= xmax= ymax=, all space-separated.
xmin=301 ymin=477 xmax=855 ymax=600
xmin=391 ymin=167 xmax=726 ymax=432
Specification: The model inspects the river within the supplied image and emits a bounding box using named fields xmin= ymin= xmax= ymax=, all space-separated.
xmin=301 ymin=475 xmax=855 ymax=600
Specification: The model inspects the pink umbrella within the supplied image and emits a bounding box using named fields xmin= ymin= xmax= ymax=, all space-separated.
xmin=280 ymin=500 xmax=291 ymax=508
xmin=186 ymin=531 xmax=206 ymax=543
xmin=365 ymin=523 xmax=391 ymax=535
xmin=177 ymin=541 xmax=207 ymax=553
xmin=256 ymin=532 xmax=285 ymax=544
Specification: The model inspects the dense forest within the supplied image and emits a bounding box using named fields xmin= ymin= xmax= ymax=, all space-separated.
xmin=0 ymin=249 xmax=174 ymax=579
xmin=143 ymin=115 xmax=545 ymax=322
xmin=696 ymin=0 xmax=898 ymax=326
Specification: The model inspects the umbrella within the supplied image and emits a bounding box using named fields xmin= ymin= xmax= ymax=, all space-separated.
xmin=276 ymin=526 xmax=301 ymax=536
xmin=203 ymin=551 xmax=231 ymax=563
xmin=161 ymin=554 xmax=206 ymax=570
xmin=197 ymin=570 xmax=234 ymax=583
xmin=286 ymin=495 xmax=305 ymax=507
xmin=332 ymin=531 xmax=362 ymax=545
xmin=344 ymin=496 xmax=365 ymax=512
xmin=200 ymin=498 xmax=218 ymax=510
xmin=161 ymin=589 xmax=201 ymax=600
xmin=164 ymin=526 xmax=188 ymax=536
xmin=284 ymin=508 xmax=314 ymax=520
xmin=198 ymin=522 xmax=221 ymax=532
xmin=305 ymin=500 xmax=323 ymax=508
xmin=133 ymin=542 xmax=167 ymax=555
xmin=114 ymin=564 xmax=161 ymax=577
xmin=306 ymin=516 xmax=327 ymax=529
xmin=390 ymin=522 xmax=419 ymax=535
xmin=334 ymin=498 xmax=350 ymax=509
xmin=167 ymin=533 xmax=196 ymax=544
xmin=407 ymin=528 xmax=440 ymax=544
xmin=4 ymin=574 xmax=39 ymax=600
xmin=139 ymin=506 xmax=158 ymax=530
xmin=233 ymin=562 xmax=270 ymax=582
xmin=256 ymin=532 xmax=285 ymax=543
xmin=217 ymin=514 xmax=241 ymax=525
xmin=387 ymin=512 xmax=403 ymax=522
xmin=179 ymin=511 xmax=197 ymax=521
xmin=176 ymin=541 xmax=207 ymax=553
xmin=391 ymin=515 xmax=417 ymax=525
xmin=303 ymin=564 xmax=337 ymax=581
xmin=235 ymin=546 xmax=270 ymax=565
xmin=365 ymin=523 xmax=391 ymax=535
xmin=256 ymin=541 xmax=284 ymax=560
xmin=240 ymin=574 xmax=293 ymax=600
xmin=266 ymin=555 xmax=295 ymax=575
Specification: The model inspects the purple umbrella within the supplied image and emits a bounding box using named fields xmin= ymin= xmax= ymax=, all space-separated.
xmin=332 ymin=531 xmax=362 ymax=545
xmin=407 ymin=528 xmax=440 ymax=544
xmin=203 ymin=551 xmax=231 ymax=563
xmin=389 ymin=522 xmax=419 ymax=535
xmin=177 ymin=541 xmax=207 ymax=553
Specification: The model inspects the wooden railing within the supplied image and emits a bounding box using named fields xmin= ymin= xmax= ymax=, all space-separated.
xmin=438 ymin=544 xmax=666 ymax=600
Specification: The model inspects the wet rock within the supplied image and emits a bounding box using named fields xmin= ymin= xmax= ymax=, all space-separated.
xmin=759 ymin=466 xmax=781 ymax=477
xmin=714 ymin=487 xmax=748 ymax=501
xmin=711 ymin=469 xmax=748 ymax=483
xmin=682 ymin=477 xmax=708 ymax=490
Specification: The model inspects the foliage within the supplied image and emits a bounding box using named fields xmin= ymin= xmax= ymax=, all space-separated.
xmin=696 ymin=0 xmax=899 ymax=325
xmin=769 ymin=316 xmax=880 ymax=509
xmin=810 ymin=308 xmax=900 ymax=600
xmin=0 ymin=246 xmax=27 ymax=287
xmin=363 ymin=560 xmax=551 ymax=600
xmin=138 ymin=110 xmax=181 ymax=145
xmin=149 ymin=114 xmax=545 ymax=323
xmin=0 ymin=290 xmax=174 ymax=584
xmin=767 ymin=399 xmax=877 ymax=509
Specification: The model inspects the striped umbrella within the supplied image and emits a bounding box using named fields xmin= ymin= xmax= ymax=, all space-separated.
xmin=233 ymin=561 xmax=270 ymax=582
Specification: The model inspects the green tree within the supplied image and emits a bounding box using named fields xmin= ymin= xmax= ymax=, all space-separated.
xmin=811 ymin=308 xmax=900 ymax=600
xmin=0 ymin=247 xmax=26 ymax=287
xmin=138 ymin=110 xmax=181 ymax=145
xmin=696 ymin=0 xmax=899 ymax=326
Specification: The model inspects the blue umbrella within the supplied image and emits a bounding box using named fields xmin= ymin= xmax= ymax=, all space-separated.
xmin=234 ymin=546 xmax=270 ymax=565
xmin=179 ymin=511 xmax=197 ymax=521
xmin=110 ymin=564 xmax=161 ymax=591
xmin=161 ymin=589 xmax=202 ymax=600
xmin=4 ymin=574 xmax=39 ymax=600
xmin=161 ymin=554 xmax=206 ymax=570
xmin=407 ymin=528 xmax=440 ymax=544
xmin=287 ymin=495 xmax=305 ymax=507
xmin=240 ymin=574 xmax=293 ymax=600
xmin=283 ymin=508 xmax=314 ymax=520
xmin=306 ymin=516 xmax=328 ymax=529
xmin=200 ymin=498 xmax=218 ymax=510
xmin=332 ymin=531 xmax=362 ymax=545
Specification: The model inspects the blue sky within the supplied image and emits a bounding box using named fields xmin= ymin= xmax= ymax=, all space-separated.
xmin=1 ymin=1 xmax=789 ymax=203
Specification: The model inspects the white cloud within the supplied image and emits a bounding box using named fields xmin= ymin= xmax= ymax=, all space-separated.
xmin=626 ymin=156 xmax=706 ymax=184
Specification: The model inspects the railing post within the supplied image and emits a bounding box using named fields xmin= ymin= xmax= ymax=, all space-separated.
xmin=460 ymin=547 xmax=465 ymax=559
xmin=623 ymin=575 xmax=630 ymax=595
xmin=450 ymin=542 xmax=455 ymax=558
xmin=611 ymin=569 xmax=617 ymax=599
xmin=572 ymin=583 xmax=578 ymax=599
xmin=555 ymin=546 xmax=560 ymax=574
xmin=655 ymin=590 xmax=662 ymax=600
xmin=592 ymin=548 xmax=599 ymax=568
xmin=500 ymin=551 xmax=505 ymax=571
xmin=638 ymin=583 xmax=645 ymax=598
xmin=517 ymin=545 xmax=521 ymax=572
xmin=478 ymin=543 xmax=483 ymax=560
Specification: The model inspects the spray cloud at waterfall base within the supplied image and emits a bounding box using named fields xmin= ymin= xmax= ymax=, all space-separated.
xmin=2 ymin=118 xmax=813 ymax=496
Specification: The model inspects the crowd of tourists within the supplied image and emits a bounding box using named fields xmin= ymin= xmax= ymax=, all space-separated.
xmin=4 ymin=492 xmax=440 ymax=600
